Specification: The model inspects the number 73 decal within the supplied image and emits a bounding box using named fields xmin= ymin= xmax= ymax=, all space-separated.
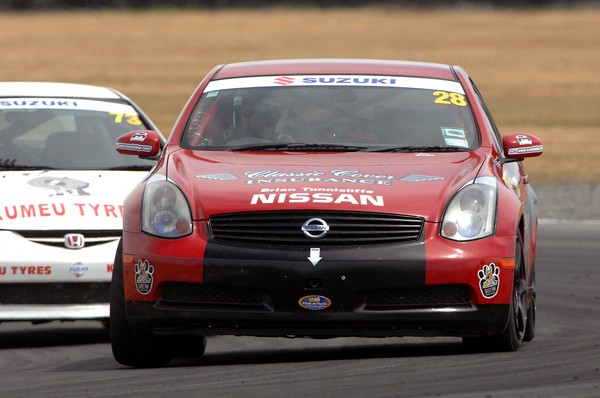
xmin=110 ymin=112 xmax=142 ymax=125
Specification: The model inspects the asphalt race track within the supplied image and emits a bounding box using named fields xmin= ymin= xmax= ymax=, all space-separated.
xmin=0 ymin=222 xmax=598 ymax=398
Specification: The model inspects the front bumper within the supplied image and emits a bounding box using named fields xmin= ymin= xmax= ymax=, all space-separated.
xmin=0 ymin=231 xmax=115 ymax=321
xmin=0 ymin=304 xmax=109 ymax=322
xmin=122 ymin=222 xmax=516 ymax=338
xmin=126 ymin=300 xmax=509 ymax=338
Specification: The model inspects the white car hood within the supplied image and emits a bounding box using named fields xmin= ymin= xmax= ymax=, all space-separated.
xmin=0 ymin=170 xmax=145 ymax=230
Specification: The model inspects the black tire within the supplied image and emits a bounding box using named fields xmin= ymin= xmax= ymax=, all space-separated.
xmin=463 ymin=231 xmax=527 ymax=352
xmin=167 ymin=335 xmax=208 ymax=358
xmin=109 ymin=239 xmax=172 ymax=368
xmin=523 ymin=265 xmax=536 ymax=342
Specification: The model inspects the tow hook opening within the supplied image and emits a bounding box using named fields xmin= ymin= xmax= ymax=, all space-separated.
xmin=305 ymin=278 xmax=324 ymax=289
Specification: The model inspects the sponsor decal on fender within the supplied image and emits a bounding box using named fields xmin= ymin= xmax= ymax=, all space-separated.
xmin=299 ymin=295 xmax=332 ymax=310
xmin=135 ymin=260 xmax=154 ymax=295
xmin=478 ymin=263 xmax=500 ymax=299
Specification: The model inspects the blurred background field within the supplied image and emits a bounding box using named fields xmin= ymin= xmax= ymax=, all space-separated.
xmin=1 ymin=6 xmax=599 ymax=187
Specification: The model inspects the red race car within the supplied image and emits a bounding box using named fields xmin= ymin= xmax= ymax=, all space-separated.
xmin=111 ymin=59 xmax=543 ymax=367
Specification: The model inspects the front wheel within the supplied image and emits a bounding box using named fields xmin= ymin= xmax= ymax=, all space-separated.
xmin=463 ymin=231 xmax=528 ymax=352
xmin=109 ymin=239 xmax=172 ymax=368
xmin=523 ymin=264 xmax=536 ymax=342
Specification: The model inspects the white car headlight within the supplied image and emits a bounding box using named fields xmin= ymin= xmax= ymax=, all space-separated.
xmin=142 ymin=180 xmax=193 ymax=238
xmin=441 ymin=177 xmax=497 ymax=241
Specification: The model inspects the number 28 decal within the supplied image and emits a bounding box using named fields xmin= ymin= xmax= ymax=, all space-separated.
xmin=433 ymin=91 xmax=467 ymax=107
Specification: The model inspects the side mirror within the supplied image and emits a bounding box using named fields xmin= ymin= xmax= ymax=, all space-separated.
xmin=116 ymin=130 xmax=161 ymax=157
xmin=503 ymin=132 xmax=543 ymax=160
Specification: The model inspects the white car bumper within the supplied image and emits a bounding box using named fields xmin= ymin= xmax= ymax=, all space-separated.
xmin=0 ymin=231 xmax=117 ymax=321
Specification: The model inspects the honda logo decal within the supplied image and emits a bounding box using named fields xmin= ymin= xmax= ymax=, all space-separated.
xmin=64 ymin=233 xmax=85 ymax=249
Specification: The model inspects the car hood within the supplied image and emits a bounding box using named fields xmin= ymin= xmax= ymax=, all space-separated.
xmin=0 ymin=170 xmax=147 ymax=230
xmin=168 ymin=150 xmax=487 ymax=223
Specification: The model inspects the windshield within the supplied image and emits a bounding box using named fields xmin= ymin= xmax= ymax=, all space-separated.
xmin=0 ymin=98 xmax=157 ymax=170
xmin=182 ymin=75 xmax=479 ymax=152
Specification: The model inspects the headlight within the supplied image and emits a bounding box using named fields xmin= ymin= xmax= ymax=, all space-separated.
xmin=142 ymin=180 xmax=193 ymax=238
xmin=441 ymin=178 xmax=497 ymax=241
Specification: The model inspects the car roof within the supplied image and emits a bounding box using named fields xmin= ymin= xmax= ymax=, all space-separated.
xmin=212 ymin=59 xmax=458 ymax=81
xmin=0 ymin=81 xmax=123 ymax=100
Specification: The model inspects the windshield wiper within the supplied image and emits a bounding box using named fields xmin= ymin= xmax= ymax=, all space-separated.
xmin=229 ymin=143 xmax=369 ymax=152
xmin=0 ymin=160 xmax=57 ymax=171
xmin=106 ymin=165 xmax=154 ymax=171
xmin=363 ymin=145 xmax=467 ymax=153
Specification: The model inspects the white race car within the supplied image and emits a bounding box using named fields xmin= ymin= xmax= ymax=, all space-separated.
xmin=0 ymin=82 xmax=162 ymax=324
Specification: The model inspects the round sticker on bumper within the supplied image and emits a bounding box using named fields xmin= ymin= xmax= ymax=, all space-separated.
xmin=299 ymin=295 xmax=332 ymax=310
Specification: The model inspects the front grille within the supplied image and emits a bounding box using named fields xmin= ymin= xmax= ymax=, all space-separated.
xmin=12 ymin=230 xmax=121 ymax=248
xmin=364 ymin=285 xmax=471 ymax=310
xmin=162 ymin=283 xmax=265 ymax=308
xmin=209 ymin=211 xmax=424 ymax=246
xmin=0 ymin=282 xmax=110 ymax=304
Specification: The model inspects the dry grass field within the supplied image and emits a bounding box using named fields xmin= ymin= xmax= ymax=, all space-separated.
xmin=1 ymin=7 xmax=599 ymax=185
